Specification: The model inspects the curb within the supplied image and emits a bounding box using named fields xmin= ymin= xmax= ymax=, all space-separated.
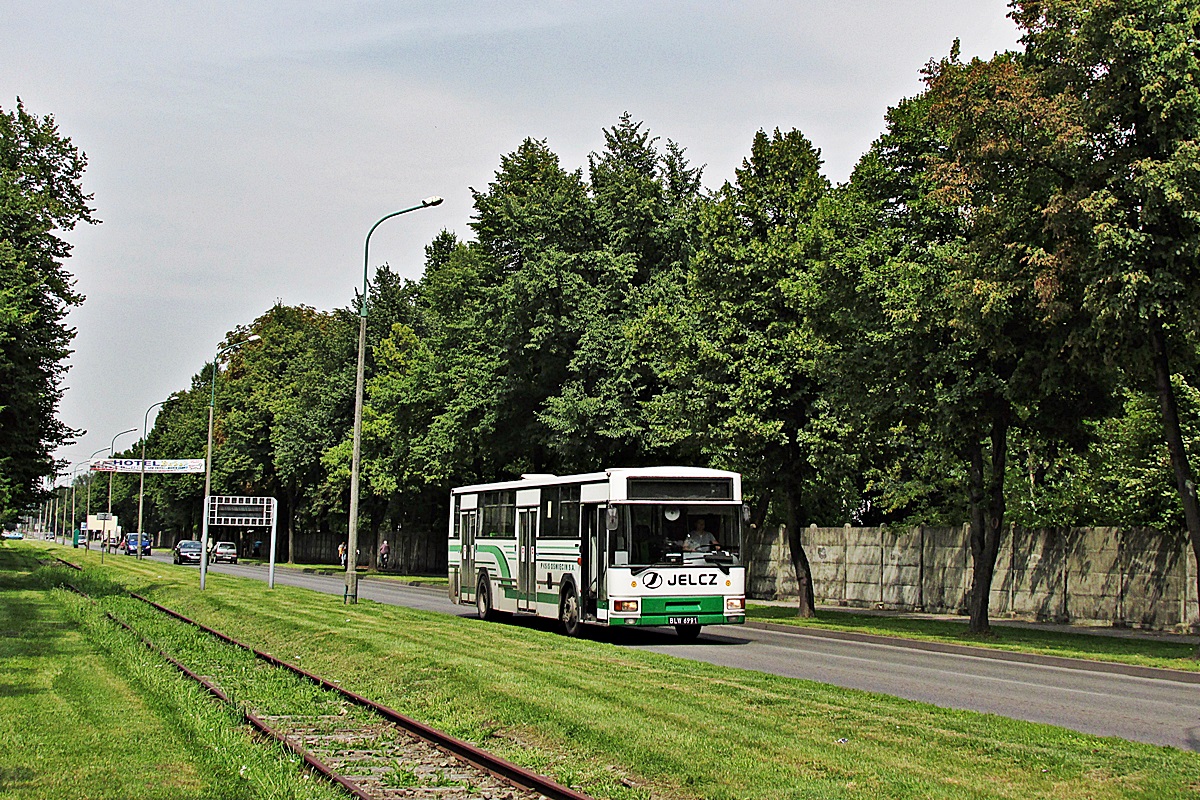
xmin=743 ymin=620 xmax=1200 ymax=685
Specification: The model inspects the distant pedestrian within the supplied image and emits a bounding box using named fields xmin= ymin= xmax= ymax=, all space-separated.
xmin=338 ymin=541 xmax=347 ymax=568
xmin=378 ymin=540 xmax=390 ymax=570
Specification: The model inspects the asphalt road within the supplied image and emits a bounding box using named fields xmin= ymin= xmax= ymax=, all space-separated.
xmin=150 ymin=553 xmax=1200 ymax=752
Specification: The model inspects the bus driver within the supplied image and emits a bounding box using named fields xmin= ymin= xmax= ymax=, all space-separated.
xmin=684 ymin=518 xmax=718 ymax=552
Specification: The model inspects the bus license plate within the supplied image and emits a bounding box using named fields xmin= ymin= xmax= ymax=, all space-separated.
xmin=668 ymin=616 xmax=698 ymax=625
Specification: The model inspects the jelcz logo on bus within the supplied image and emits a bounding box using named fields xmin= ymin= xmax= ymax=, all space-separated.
xmin=667 ymin=572 xmax=717 ymax=586
xmin=639 ymin=570 xmax=717 ymax=589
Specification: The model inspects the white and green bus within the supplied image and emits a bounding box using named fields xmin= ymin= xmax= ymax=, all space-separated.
xmin=449 ymin=467 xmax=747 ymax=639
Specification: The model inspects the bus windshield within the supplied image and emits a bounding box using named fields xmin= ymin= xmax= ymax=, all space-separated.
xmin=611 ymin=504 xmax=741 ymax=567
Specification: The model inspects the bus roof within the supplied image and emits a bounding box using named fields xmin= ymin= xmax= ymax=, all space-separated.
xmin=450 ymin=466 xmax=740 ymax=495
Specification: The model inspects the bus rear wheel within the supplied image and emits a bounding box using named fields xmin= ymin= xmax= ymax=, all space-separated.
xmin=674 ymin=623 xmax=701 ymax=641
xmin=560 ymin=585 xmax=582 ymax=637
xmin=476 ymin=575 xmax=495 ymax=621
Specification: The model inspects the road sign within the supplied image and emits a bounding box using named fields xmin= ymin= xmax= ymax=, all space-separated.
xmin=207 ymin=496 xmax=275 ymax=527
xmin=96 ymin=513 xmax=112 ymax=521
xmin=201 ymin=495 xmax=279 ymax=591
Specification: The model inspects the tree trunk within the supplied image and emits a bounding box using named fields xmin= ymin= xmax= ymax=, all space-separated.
xmin=750 ymin=487 xmax=773 ymax=531
xmin=784 ymin=490 xmax=816 ymax=617
xmin=966 ymin=417 xmax=1009 ymax=634
xmin=286 ymin=480 xmax=296 ymax=564
xmin=1148 ymin=315 xmax=1200 ymax=642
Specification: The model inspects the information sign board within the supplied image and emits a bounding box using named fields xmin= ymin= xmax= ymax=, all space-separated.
xmin=207 ymin=495 xmax=275 ymax=527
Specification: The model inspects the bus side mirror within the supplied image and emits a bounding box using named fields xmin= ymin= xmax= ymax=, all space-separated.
xmin=742 ymin=505 xmax=751 ymax=523
xmin=606 ymin=507 xmax=619 ymax=531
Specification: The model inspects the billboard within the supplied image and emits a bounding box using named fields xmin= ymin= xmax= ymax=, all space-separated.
xmin=91 ymin=458 xmax=206 ymax=474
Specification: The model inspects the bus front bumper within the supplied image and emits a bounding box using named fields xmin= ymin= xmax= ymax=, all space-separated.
xmin=608 ymin=613 xmax=745 ymax=627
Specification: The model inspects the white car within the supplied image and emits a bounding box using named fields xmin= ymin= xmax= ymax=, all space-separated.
xmin=210 ymin=541 xmax=238 ymax=564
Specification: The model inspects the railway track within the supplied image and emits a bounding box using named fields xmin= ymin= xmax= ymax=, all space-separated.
xmin=53 ymin=556 xmax=594 ymax=800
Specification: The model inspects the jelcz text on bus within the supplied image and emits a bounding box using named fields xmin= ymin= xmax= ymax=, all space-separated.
xmin=449 ymin=467 xmax=747 ymax=639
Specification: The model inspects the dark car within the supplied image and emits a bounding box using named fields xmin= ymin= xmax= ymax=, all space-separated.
xmin=211 ymin=541 xmax=238 ymax=564
xmin=173 ymin=539 xmax=203 ymax=565
xmin=125 ymin=533 xmax=152 ymax=556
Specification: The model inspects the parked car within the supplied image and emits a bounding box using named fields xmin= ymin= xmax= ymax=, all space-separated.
xmin=124 ymin=533 xmax=151 ymax=556
xmin=210 ymin=541 xmax=238 ymax=564
xmin=2 ymin=531 xmax=23 ymax=540
xmin=173 ymin=540 xmax=202 ymax=565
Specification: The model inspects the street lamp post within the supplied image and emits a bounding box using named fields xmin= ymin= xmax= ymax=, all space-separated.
xmin=345 ymin=196 xmax=443 ymax=604
xmin=58 ymin=481 xmax=68 ymax=544
xmin=107 ymin=428 xmax=137 ymax=547
xmin=69 ymin=461 xmax=88 ymax=547
xmin=199 ymin=334 xmax=261 ymax=590
xmin=137 ymin=401 xmax=166 ymax=561
xmin=86 ymin=446 xmax=108 ymax=555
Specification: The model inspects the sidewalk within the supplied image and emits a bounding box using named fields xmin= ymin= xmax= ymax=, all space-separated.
xmin=750 ymin=598 xmax=1200 ymax=645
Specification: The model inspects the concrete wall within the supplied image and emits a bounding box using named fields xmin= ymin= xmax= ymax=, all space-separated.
xmin=747 ymin=525 xmax=1199 ymax=630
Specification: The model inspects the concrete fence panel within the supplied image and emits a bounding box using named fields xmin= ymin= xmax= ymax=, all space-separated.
xmin=1066 ymin=527 xmax=1121 ymax=624
xmin=921 ymin=526 xmax=969 ymax=613
xmin=749 ymin=523 xmax=1198 ymax=630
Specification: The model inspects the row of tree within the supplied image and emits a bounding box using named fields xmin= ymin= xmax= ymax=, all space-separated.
xmin=19 ymin=1 xmax=1200 ymax=633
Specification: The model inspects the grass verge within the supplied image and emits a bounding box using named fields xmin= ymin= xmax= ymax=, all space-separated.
xmin=31 ymin=541 xmax=1200 ymax=800
xmin=745 ymin=604 xmax=1200 ymax=672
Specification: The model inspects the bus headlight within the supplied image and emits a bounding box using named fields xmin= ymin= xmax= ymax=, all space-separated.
xmin=725 ymin=597 xmax=745 ymax=611
xmin=613 ymin=600 xmax=639 ymax=613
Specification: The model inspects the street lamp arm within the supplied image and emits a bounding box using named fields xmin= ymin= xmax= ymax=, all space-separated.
xmin=361 ymin=197 xmax=444 ymax=317
xmin=111 ymin=428 xmax=138 ymax=455
xmin=108 ymin=427 xmax=138 ymax=523
xmin=217 ymin=333 xmax=262 ymax=360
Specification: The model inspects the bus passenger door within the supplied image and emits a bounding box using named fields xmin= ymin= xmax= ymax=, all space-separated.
xmin=592 ymin=505 xmax=608 ymax=613
xmin=460 ymin=510 xmax=476 ymax=603
xmin=517 ymin=508 xmax=536 ymax=611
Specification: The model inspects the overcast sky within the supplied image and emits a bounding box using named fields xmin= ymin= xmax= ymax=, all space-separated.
xmin=2 ymin=2 xmax=1019 ymax=481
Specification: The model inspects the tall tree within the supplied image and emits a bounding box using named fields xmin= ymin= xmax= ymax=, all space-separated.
xmin=1012 ymin=0 xmax=1200 ymax=630
xmin=0 ymin=100 xmax=96 ymax=520
xmin=840 ymin=58 xmax=1113 ymax=631
xmin=646 ymin=128 xmax=849 ymax=617
xmin=541 ymin=115 xmax=704 ymax=470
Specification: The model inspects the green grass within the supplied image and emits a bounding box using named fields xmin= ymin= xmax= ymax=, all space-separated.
xmin=0 ymin=544 xmax=343 ymax=800
xmin=745 ymin=604 xmax=1200 ymax=672
xmin=28 ymin=540 xmax=1200 ymax=800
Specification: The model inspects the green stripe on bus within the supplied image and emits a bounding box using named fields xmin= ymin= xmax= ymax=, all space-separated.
xmin=474 ymin=544 xmax=512 ymax=579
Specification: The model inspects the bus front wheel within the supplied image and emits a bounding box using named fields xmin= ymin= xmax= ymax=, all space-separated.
xmin=674 ymin=623 xmax=701 ymax=641
xmin=560 ymin=585 xmax=582 ymax=637
xmin=476 ymin=575 xmax=495 ymax=621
